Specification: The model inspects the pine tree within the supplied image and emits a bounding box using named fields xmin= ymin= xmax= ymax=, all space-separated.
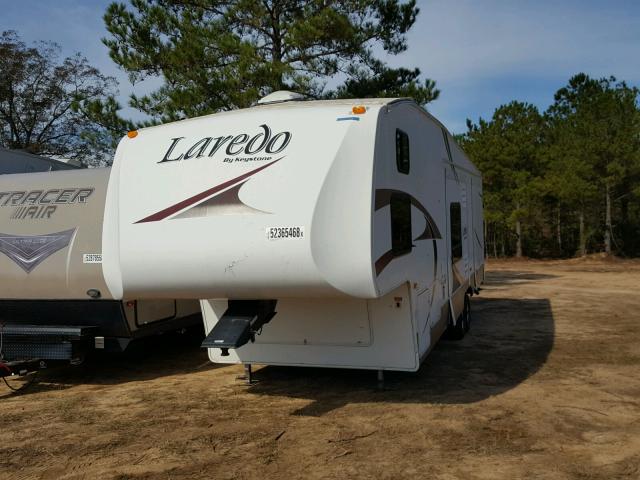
xmin=103 ymin=0 xmax=438 ymax=122
xmin=463 ymin=102 xmax=544 ymax=257
xmin=548 ymin=74 xmax=640 ymax=255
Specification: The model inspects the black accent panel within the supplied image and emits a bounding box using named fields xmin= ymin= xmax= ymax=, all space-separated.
xmin=0 ymin=300 xmax=131 ymax=337
xmin=202 ymin=300 xmax=277 ymax=355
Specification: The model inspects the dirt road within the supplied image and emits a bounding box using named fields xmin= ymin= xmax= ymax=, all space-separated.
xmin=1 ymin=259 xmax=639 ymax=479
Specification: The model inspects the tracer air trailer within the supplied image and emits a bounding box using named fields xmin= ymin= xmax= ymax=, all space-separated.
xmin=0 ymin=167 xmax=200 ymax=364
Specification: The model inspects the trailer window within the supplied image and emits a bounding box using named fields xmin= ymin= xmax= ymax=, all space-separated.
xmin=450 ymin=202 xmax=462 ymax=261
xmin=391 ymin=192 xmax=412 ymax=256
xmin=396 ymin=129 xmax=410 ymax=174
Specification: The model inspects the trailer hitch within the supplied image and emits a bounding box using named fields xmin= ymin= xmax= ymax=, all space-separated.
xmin=201 ymin=300 xmax=277 ymax=356
xmin=0 ymin=359 xmax=45 ymax=378
xmin=1 ymin=359 xmax=45 ymax=393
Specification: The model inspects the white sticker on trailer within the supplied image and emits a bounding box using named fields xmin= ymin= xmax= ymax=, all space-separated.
xmin=83 ymin=253 xmax=102 ymax=264
xmin=266 ymin=226 xmax=305 ymax=241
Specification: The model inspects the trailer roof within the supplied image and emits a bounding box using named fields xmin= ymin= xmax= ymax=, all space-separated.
xmin=137 ymin=97 xmax=412 ymax=131
xmin=131 ymin=96 xmax=458 ymax=155
xmin=0 ymin=148 xmax=80 ymax=174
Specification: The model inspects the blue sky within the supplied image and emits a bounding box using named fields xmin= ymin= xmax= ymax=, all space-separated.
xmin=2 ymin=0 xmax=639 ymax=133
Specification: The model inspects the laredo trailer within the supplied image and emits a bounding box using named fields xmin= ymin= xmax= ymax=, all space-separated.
xmin=105 ymin=93 xmax=485 ymax=373
xmin=0 ymin=167 xmax=201 ymax=367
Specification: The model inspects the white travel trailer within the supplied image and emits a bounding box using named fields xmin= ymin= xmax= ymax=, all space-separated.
xmin=103 ymin=93 xmax=485 ymax=373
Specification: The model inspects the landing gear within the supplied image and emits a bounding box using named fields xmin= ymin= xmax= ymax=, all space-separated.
xmin=237 ymin=363 xmax=257 ymax=385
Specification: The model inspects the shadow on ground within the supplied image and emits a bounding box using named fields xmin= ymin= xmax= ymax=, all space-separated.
xmin=482 ymin=270 xmax=557 ymax=286
xmin=2 ymin=270 xmax=554 ymax=407
xmin=246 ymin=296 xmax=554 ymax=415
xmin=1 ymin=327 xmax=216 ymax=397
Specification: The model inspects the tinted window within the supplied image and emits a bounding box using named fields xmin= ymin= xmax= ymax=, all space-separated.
xmin=395 ymin=129 xmax=410 ymax=174
xmin=450 ymin=202 xmax=462 ymax=261
xmin=391 ymin=192 xmax=412 ymax=255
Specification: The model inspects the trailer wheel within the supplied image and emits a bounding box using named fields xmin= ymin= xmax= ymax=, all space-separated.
xmin=445 ymin=294 xmax=471 ymax=341
xmin=445 ymin=309 xmax=466 ymax=340
xmin=463 ymin=294 xmax=471 ymax=333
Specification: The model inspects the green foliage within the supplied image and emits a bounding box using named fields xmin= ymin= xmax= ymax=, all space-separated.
xmin=0 ymin=31 xmax=129 ymax=166
xmin=331 ymin=59 xmax=439 ymax=104
xmin=462 ymin=102 xmax=545 ymax=256
xmin=103 ymin=0 xmax=438 ymax=122
xmin=463 ymin=73 xmax=640 ymax=257
xmin=78 ymin=96 xmax=136 ymax=163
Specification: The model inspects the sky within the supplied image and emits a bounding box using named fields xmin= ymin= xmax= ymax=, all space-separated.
xmin=2 ymin=0 xmax=639 ymax=133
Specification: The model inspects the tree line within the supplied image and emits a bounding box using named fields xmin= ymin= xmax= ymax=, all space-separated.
xmin=1 ymin=1 xmax=638 ymax=257
xmin=461 ymin=74 xmax=640 ymax=258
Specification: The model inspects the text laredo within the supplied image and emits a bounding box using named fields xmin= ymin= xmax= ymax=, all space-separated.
xmin=160 ymin=124 xmax=292 ymax=163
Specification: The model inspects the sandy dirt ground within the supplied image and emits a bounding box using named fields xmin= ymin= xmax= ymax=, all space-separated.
xmin=1 ymin=258 xmax=639 ymax=479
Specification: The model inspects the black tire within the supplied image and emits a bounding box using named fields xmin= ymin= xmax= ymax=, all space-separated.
xmin=445 ymin=308 xmax=466 ymax=341
xmin=463 ymin=294 xmax=471 ymax=332
xmin=444 ymin=294 xmax=471 ymax=340
xmin=453 ymin=314 xmax=466 ymax=339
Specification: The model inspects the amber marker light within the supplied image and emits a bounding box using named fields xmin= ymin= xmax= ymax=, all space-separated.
xmin=352 ymin=105 xmax=366 ymax=115
xmin=127 ymin=130 xmax=138 ymax=138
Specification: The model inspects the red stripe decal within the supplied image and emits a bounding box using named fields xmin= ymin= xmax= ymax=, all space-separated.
xmin=135 ymin=158 xmax=283 ymax=223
